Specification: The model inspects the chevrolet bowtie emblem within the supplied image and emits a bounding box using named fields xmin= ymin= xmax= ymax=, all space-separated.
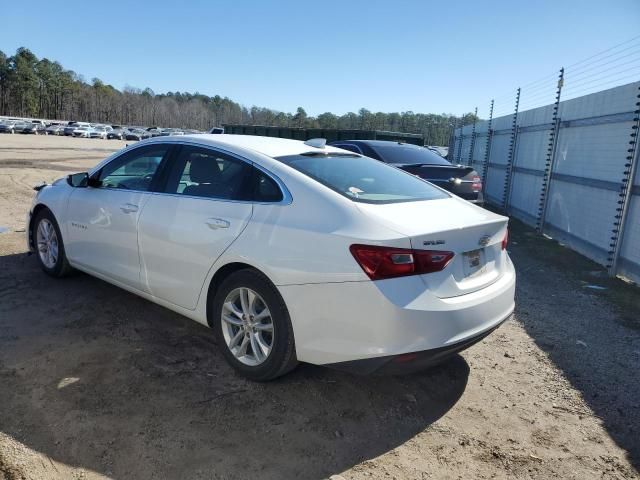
xmin=478 ymin=235 xmax=491 ymax=247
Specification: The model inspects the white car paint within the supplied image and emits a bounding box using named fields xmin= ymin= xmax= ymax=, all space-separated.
xmin=72 ymin=126 xmax=93 ymax=138
xmin=65 ymin=187 xmax=152 ymax=288
xmin=138 ymin=194 xmax=253 ymax=309
xmin=28 ymin=135 xmax=515 ymax=367
xmin=89 ymin=126 xmax=109 ymax=139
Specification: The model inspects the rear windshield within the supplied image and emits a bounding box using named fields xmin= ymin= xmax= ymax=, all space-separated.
xmin=276 ymin=154 xmax=449 ymax=204
xmin=369 ymin=143 xmax=451 ymax=166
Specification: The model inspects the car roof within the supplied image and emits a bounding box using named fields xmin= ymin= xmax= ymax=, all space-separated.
xmin=148 ymin=134 xmax=349 ymax=158
xmin=91 ymin=134 xmax=356 ymax=178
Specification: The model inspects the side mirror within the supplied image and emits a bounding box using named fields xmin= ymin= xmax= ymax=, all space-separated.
xmin=67 ymin=172 xmax=89 ymax=187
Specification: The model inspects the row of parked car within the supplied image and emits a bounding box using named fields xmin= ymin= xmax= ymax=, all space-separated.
xmin=0 ymin=117 xmax=204 ymax=141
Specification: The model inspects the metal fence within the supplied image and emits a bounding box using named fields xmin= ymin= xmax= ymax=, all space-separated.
xmin=452 ymin=79 xmax=640 ymax=283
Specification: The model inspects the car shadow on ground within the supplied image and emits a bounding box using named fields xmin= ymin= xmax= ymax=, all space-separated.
xmin=0 ymin=250 xmax=469 ymax=479
xmin=507 ymin=221 xmax=640 ymax=471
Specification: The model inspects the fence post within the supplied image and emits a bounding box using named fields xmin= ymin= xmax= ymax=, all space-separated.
xmin=456 ymin=118 xmax=464 ymax=164
xmin=481 ymin=100 xmax=494 ymax=195
xmin=607 ymin=82 xmax=640 ymax=276
xmin=447 ymin=121 xmax=456 ymax=161
xmin=505 ymin=125 xmax=522 ymax=212
xmin=468 ymin=107 xmax=478 ymax=167
xmin=502 ymin=88 xmax=520 ymax=210
xmin=537 ymin=68 xmax=564 ymax=233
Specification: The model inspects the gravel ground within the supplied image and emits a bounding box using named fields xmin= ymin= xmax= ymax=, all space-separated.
xmin=0 ymin=135 xmax=638 ymax=479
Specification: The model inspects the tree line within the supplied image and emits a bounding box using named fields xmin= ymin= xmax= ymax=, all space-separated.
xmin=0 ymin=47 xmax=477 ymax=146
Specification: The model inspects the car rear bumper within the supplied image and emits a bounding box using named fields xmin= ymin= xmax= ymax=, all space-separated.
xmin=278 ymin=254 xmax=516 ymax=365
xmin=325 ymin=317 xmax=507 ymax=374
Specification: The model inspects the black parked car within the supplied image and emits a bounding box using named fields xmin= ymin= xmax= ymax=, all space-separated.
xmin=328 ymin=140 xmax=483 ymax=204
xmin=146 ymin=127 xmax=164 ymax=137
xmin=125 ymin=129 xmax=151 ymax=141
xmin=21 ymin=122 xmax=47 ymax=135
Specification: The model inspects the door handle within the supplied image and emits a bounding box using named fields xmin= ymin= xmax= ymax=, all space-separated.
xmin=206 ymin=218 xmax=230 ymax=229
xmin=120 ymin=203 xmax=139 ymax=214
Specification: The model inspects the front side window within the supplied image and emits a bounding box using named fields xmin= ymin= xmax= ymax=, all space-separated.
xmin=165 ymin=146 xmax=252 ymax=200
xmin=98 ymin=145 xmax=169 ymax=191
xmin=277 ymin=153 xmax=449 ymax=204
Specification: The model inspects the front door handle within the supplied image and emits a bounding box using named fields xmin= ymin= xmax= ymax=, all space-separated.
xmin=120 ymin=203 xmax=139 ymax=214
xmin=206 ymin=218 xmax=230 ymax=229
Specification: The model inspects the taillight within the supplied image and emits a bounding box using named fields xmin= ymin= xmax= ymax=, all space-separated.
xmin=349 ymin=244 xmax=454 ymax=280
xmin=502 ymin=229 xmax=509 ymax=250
xmin=472 ymin=175 xmax=482 ymax=192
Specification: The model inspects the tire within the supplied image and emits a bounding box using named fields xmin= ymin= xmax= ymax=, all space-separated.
xmin=32 ymin=208 xmax=73 ymax=278
xmin=211 ymin=269 xmax=298 ymax=381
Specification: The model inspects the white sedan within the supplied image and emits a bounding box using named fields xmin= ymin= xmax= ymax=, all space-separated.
xmin=72 ymin=126 xmax=93 ymax=138
xmin=89 ymin=126 xmax=110 ymax=139
xmin=27 ymin=135 xmax=515 ymax=380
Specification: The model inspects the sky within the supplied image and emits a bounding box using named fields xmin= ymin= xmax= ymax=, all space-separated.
xmin=2 ymin=0 xmax=639 ymax=116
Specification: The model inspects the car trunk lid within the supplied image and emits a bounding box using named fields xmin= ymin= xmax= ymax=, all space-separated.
xmin=400 ymin=164 xmax=482 ymax=199
xmin=355 ymin=197 xmax=508 ymax=298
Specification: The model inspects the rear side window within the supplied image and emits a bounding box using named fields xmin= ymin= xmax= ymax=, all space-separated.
xmin=276 ymin=154 xmax=448 ymax=204
xmin=163 ymin=146 xmax=283 ymax=203
xmin=164 ymin=146 xmax=252 ymax=200
xmin=252 ymin=169 xmax=283 ymax=202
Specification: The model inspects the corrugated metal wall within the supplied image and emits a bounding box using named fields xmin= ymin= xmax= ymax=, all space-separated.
xmin=452 ymin=81 xmax=640 ymax=283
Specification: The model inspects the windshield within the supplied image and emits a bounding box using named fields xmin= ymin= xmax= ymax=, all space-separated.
xmin=277 ymin=154 xmax=449 ymax=204
xmin=369 ymin=143 xmax=452 ymax=166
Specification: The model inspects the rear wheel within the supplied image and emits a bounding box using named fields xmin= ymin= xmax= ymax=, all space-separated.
xmin=33 ymin=209 xmax=73 ymax=277
xmin=211 ymin=269 xmax=297 ymax=381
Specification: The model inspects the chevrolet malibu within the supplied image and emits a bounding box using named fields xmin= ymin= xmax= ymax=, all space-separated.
xmin=28 ymin=135 xmax=515 ymax=381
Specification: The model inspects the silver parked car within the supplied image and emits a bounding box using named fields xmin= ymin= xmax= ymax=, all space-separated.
xmin=89 ymin=126 xmax=110 ymax=139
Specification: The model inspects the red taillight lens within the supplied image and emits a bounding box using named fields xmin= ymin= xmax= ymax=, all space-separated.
xmin=502 ymin=229 xmax=509 ymax=250
xmin=349 ymin=244 xmax=454 ymax=280
xmin=472 ymin=175 xmax=482 ymax=192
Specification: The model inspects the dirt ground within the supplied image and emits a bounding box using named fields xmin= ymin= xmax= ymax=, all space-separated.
xmin=0 ymin=134 xmax=638 ymax=480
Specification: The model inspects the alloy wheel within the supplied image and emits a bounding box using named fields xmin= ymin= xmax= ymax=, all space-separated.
xmin=36 ymin=218 xmax=59 ymax=269
xmin=221 ymin=287 xmax=274 ymax=366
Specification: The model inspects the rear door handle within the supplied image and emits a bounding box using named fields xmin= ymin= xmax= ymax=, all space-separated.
xmin=120 ymin=203 xmax=139 ymax=214
xmin=206 ymin=218 xmax=230 ymax=229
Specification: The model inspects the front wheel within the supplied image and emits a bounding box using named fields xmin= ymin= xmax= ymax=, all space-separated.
xmin=211 ymin=269 xmax=297 ymax=381
xmin=33 ymin=209 xmax=73 ymax=277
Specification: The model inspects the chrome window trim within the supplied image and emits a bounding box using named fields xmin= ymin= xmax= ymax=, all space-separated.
xmin=92 ymin=139 xmax=293 ymax=205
